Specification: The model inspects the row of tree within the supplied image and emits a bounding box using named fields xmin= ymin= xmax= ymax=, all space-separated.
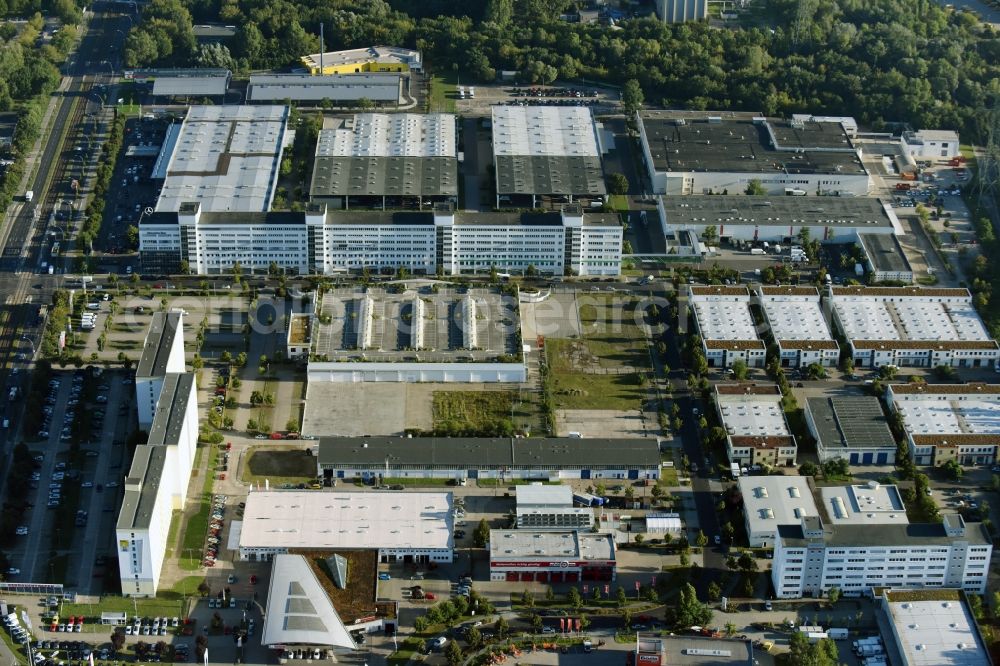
xmin=124 ymin=0 xmax=999 ymax=141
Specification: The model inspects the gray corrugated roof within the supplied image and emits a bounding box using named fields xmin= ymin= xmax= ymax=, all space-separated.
xmin=317 ymin=437 xmax=660 ymax=469
xmin=860 ymin=233 xmax=913 ymax=273
xmin=146 ymin=373 xmax=195 ymax=447
xmin=152 ymin=75 xmax=229 ymax=97
xmin=494 ymin=155 xmax=606 ymax=196
xmin=249 ymin=74 xmax=401 ymax=103
xmin=310 ymin=156 xmax=457 ymax=197
xmin=807 ymin=396 xmax=897 ymax=451
xmin=136 ymin=312 xmax=181 ymax=379
xmin=661 ymin=195 xmax=895 ymax=228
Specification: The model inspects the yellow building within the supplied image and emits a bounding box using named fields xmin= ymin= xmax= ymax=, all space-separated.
xmin=300 ymin=46 xmax=422 ymax=76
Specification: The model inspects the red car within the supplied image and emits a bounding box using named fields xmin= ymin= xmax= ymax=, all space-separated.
xmin=249 ymin=575 xmax=258 ymax=585
xmin=424 ymin=592 xmax=436 ymax=600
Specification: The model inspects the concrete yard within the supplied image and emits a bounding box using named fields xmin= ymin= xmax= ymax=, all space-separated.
xmin=555 ymin=409 xmax=657 ymax=439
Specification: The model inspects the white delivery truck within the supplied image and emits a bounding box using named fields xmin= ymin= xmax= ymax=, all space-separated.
xmin=25 ymin=190 xmax=33 ymax=202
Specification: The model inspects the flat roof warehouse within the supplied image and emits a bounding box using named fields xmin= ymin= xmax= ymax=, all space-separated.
xmin=660 ymin=195 xmax=898 ymax=229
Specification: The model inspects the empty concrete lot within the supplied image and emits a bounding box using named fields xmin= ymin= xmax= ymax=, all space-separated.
xmin=555 ymin=409 xmax=657 ymax=439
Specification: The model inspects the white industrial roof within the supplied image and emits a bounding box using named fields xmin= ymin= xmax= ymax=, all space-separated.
xmin=738 ymin=477 xmax=817 ymax=535
xmin=300 ymin=46 xmax=420 ymax=70
xmin=515 ymin=484 xmax=573 ymax=508
xmin=893 ymin=397 xmax=1000 ymax=436
xmin=718 ymin=394 xmax=789 ymax=437
xmin=155 ymin=105 xmax=288 ymax=213
xmin=491 ymin=106 xmax=600 ymax=158
xmin=885 ymin=595 xmax=989 ymax=666
xmin=692 ymin=300 xmax=757 ymax=342
xmin=261 ymin=554 xmax=356 ymax=649
xmin=489 ymin=530 xmax=614 ymax=561
xmin=762 ymin=298 xmax=833 ymax=342
xmin=317 ymin=114 xmax=455 ymax=158
xmin=240 ymin=491 xmax=453 ymax=552
xmin=644 ymin=513 xmax=683 ymax=533
xmin=820 ymin=482 xmax=909 ymax=525
xmin=833 ymin=293 xmax=990 ymax=343
xmin=913 ymin=129 xmax=960 ymax=142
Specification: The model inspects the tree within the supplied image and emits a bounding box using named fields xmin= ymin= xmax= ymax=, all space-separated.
xmin=466 ymin=626 xmax=482 ymax=649
xmin=799 ymin=461 xmax=819 ymax=477
xmin=485 ymin=0 xmax=514 ymax=26
xmin=521 ymin=589 xmax=535 ymax=608
xmin=695 ymin=530 xmax=708 ymax=547
xmin=724 ymin=622 xmax=737 ymax=637
xmin=745 ymin=179 xmax=766 ymax=196
xmin=126 ymin=225 xmax=140 ymax=248
xmin=731 ymin=359 xmax=749 ymax=380
xmin=110 ymin=628 xmax=126 ymax=653
xmin=531 ymin=613 xmax=543 ymax=634
xmin=707 ymin=581 xmax=721 ymax=602
xmin=607 ymin=172 xmax=629 ymax=195
xmin=220 ymin=350 xmax=232 ymax=364
xmin=790 ymin=631 xmax=839 ymax=666
xmin=674 ymin=583 xmax=713 ymax=628
xmin=701 ymin=225 xmax=718 ymax=244
xmin=737 ymin=552 xmax=758 ymax=574
xmin=495 ymin=616 xmax=509 ymax=639
xmin=473 ymin=518 xmax=490 ymax=548
xmin=616 ymin=586 xmax=628 ymax=608
xmin=621 ymin=79 xmax=644 ymax=117
xmin=941 ymin=459 xmax=963 ymax=480
xmin=236 ymin=352 xmax=248 ymax=367
xmin=444 ymin=639 xmax=463 ymax=666
xmin=413 ymin=616 xmax=429 ymax=632
xmin=827 ymin=586 xmax=841 ymax=605
xmin=567 ymin=586 xmax=582 ymax=610
xmin=622 ymin=608 xmax=633 ymax=628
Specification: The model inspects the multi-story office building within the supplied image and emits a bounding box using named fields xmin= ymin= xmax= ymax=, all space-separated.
xmin=714 ymin=384 xmax=798 ymax=467
xmin=515 ymin=484 xmax=594 ymax=531
xmin=886 ymin=382 xmax=1000 ymax=467
xmin=141 ymin=203 xmax=622 ymax=277
xmin=829 ymin=286 xmax=999 ymax=369
xmin=135 ymin=312 xmax=185 ymax=431
xmin=772 ymin=513 xmax=992 ymax=599
xmin=116 ymin=372 xmax=199 ymax=596
xmin=654 ymin=0 xmax=707 ymax=22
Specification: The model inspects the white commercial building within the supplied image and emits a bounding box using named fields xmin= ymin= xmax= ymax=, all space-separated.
xmin=689 ymin=286 xmax=766 ymax=369
xmin=714 ymin=384 xmax=797 ymax=467
xmin=237 ymin=491 xmax=454 ymax=564
xmin=141 ymin=203 xmax=621 ymax=277
xmin=248 ymin=73 xmax=404 ymax=105
xmin=489 ymin=530 xmax=616 ymax=583
xmin=153 ymin=105 xmax=289 ymax=214
xmin=262 ymin=554 xmax=357 ymax=654
xmin=117 ymin=370 xmax=199 ymax=596
xmin=818 ymin=482 xmax=909 ymax=527
xmin=901 ymin=129 xmax=961 ymax=160
xmin=830 ymin=287 xmax=1000 ymax=369
xmin=515 ymin=484 xmax=594 ymax=531
xmin=757 ymin=286 xmax=839 ymax=368
xmin=886 ymin=382 xmax=1000 ymax=467
xmin=772 ymin=513 xmax=992 ymax=599
xmin=738 ymin=476 xmax=818 ymax=548
xmin=134 ymin=312 xmax=185 ymax=431
xmin=492 ymin=106 xmax=607 ymax=207
xmin=637 ymin=111 xmax=871 ymax=196
xmin=877 ymin=588 xmax=991 ymax=666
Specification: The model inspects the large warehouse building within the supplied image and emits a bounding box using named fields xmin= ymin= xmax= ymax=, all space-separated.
xmin=489 ymin=530 xmax=616 ymax=583
xmin=829 ymin=287 xmax=1000 ymax=369
xmin=247 ymin=74 xmax=404 ymax=106
xmin=805 ymin=396 xmax=898 ymax=465
xmin=237 ymin=491 xmax=454 ymax=564
xmin=316 ymin=437 xmax=662 ymax=483
xmin=886 ymin=382 xmax=1000 ymax=467
xmin=658 ymin=194 xmax=901 ymax=252
xmin=309 ymin=113 xmax=458 ymax=210
xmin=492 ymin=105 xmax=607 ymax=208
xmin=637 ymin=111 xmax=872 ymax=196
xmin=877 ymin=588 xmax=991 ymax=666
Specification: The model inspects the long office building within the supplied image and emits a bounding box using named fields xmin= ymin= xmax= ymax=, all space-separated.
xmin=688 ymin=286 xmax=766 ymax=369
xmin=134 ymin=312 xmax=185 ymax=431
xmin=886 ymin=382 xmax=1000 ymax=467
xmin=757 ymin=286 xmax=839 ymax=369
xmin=829 ymin=286 xmax=1000 ymax=369
xmin=117 ymin=370 xmax=198 ymax=596
xmin=247 ymin=74 xmax=405 ymax=105
xmin=772 ymin=513 xmax=992 ymax=599
xmin=714 ymin=384 xmax=797 ymax=467
xmin=140 ymin=203 xmax=622 ymax=277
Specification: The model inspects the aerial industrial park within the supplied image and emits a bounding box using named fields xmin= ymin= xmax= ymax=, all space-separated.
xmin=0 ymin=1 xmax=998 ymax=666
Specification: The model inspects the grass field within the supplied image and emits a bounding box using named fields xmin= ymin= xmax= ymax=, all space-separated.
xmin=178 ymin=446 xmax=215 ymax=571
xmin=429 ymin=72 xmax=458 ymax=113
xmin=545 ymin=296 xmax=651 ymax=410
xmin=62 ymin=596 xmax=185 ymax=621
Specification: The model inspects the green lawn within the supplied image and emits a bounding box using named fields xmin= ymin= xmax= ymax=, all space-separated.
xmin=178 ymin=446 xmax=215 ymax=570
xmin=546 ymin=338 xmax=650 ymax=410
xmin=429 ymin=72 xmax=458 ymax=113
xmin=62 ymin=596 xmax=185 ymax=621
